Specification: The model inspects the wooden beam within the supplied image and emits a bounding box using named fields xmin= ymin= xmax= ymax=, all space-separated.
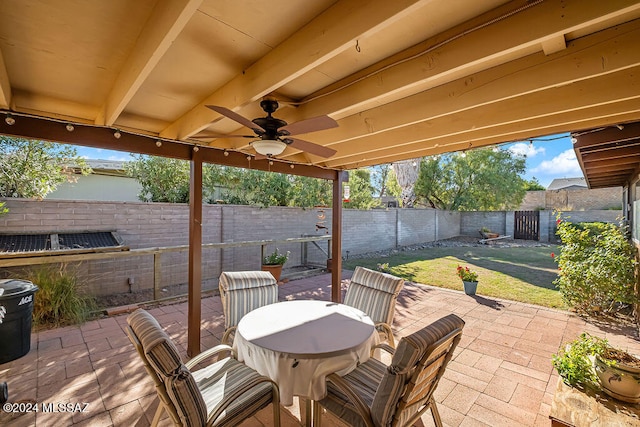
xmin=295 ymin=0 xmax=640 ymax=120
xmin=574 ymin=121 xmax=640 ymax=148
xmin=96 ymin=0 xmax=202 ymax=126
xmin=321 ymin=66 xmax=640 ymax=167
xmin=0 ymin=113 xmax=339 ymax=180
xmin=187 ymin=149 xmax=203 ymax=357
xmin=331 ymin=171 xmax=346 ymax=303
xmin=336 ymin=104 xmax=640 ymax=169
xmin=160 ymin=0 xmax=430 ymax=140
xmin=0 ymin=48 xmax=11 ymax=109
xmin=280 ymin=18 xmax=640 ymax=161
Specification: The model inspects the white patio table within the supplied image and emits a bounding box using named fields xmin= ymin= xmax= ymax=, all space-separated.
xmin=233 ymin=299 xmax=377 ymax=422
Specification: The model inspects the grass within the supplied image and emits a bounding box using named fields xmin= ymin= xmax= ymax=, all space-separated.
xmin=344 ymin=244 xmax=564 ymax=309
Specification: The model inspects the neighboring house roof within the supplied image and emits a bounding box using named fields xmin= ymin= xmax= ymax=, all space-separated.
xmin=78 ymin=159 xmax=129 ymax=177
xmin=547 ymin=178 xmax=588 ymax=191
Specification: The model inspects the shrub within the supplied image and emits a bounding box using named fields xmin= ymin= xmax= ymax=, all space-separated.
xmin=553 ymin=216 xmax=636 ymax=313
xmin=552 ymin=332 xmax=608 ymax=387
xmin=16 ymin=264 xmax=96 ymax=327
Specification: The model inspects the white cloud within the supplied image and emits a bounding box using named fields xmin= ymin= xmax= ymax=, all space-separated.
xmin=531 ymin=149 xmax=581 ymax=175
xmin=107 ymin=155 xmax=130 ymax=162
xmin=508 ymin=142 xmax=545 ymax=158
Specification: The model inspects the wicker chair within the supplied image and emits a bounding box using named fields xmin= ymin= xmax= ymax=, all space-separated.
xmin=343 ymin=266 xmax=405 ymax=347
xmin=126 ymin=309 xmax=280 ymax=427
xmin=218 ymin=270 xmax=278 ymax=345
xmin=313 ymin=314 xmax=464 ymax=427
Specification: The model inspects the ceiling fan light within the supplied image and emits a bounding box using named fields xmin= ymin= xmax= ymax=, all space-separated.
xmin=253 ymin=139 xmax=286 ymax=156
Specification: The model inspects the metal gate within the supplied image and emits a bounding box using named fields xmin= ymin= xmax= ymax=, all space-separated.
xmin=514 ymin=211 xmax=540 ymax=240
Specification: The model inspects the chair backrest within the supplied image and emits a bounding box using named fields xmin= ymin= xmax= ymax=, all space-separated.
xmin=126 ymin=309 xmax=207 ymax=427
xmin=343 ymin=266 xmax=404 ymax=325
xmin=371 ymin=314 xmax=465 ymax=427
xmin=218 ymin=271 xmax=278 ymax=329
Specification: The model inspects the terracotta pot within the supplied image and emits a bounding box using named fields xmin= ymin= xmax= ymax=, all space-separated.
xmin=261 ymin=264 xmax=283 ymax=282
xmin=594 ymin=354 xmax=640 ymax=403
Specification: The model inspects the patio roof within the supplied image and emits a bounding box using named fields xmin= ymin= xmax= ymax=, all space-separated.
xmin=573 ymin=120 xmax=640 ymax=189
xmin=0 ymin=1 xmax=639 ymax=170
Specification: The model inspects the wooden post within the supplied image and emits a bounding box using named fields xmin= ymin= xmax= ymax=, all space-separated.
xmin=331 ymin=172 xmax=346 ymax=303
xmin=187 ymin=149 xmax=203 ymax=357
xmin=153 ymin=251 xmax=161 ymax=301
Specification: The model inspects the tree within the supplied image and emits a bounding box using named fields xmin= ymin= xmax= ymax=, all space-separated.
xmin=288 ymin=176 xmax=332 ymax=208
xmin=220 ymin=169 xmax=291 ymax=207
xmin=343 ymin=169 xmax=377 ymax=210
xmin=523 ymin=177 xmax=546 ymax=191
xmin=385 ymin=168 xmax=401 ymax=200
xmin=414 ymin=148 xmax=527 ymax=211
xmin=126 ymin=155 xmax=191 ymax=203
xmin=392 ymin=159 xmax=421 ymax=207
xmin=0 ymin=136 xmax=89 ymax=199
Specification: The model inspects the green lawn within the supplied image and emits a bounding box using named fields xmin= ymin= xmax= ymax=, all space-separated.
xmin=343 ymin=245 xmax=564 ymax=309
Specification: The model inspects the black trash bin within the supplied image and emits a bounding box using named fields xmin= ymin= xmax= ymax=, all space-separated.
xmin=0 ymin=279 xmax=38 ymax=365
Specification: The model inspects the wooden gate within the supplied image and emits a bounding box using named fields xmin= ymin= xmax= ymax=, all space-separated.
xmin=514 ymin=211 xmax=540 ymax=240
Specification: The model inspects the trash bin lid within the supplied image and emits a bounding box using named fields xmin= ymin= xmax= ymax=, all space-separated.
xmin=0 ymin=279 xmax=38 ymax=298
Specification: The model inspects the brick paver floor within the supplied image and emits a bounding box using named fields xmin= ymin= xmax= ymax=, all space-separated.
xmin=1 ymin=271 xmax=639 ymax=426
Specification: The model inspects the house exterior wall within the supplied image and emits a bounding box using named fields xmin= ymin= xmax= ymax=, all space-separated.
xmin=47 ymin=174 xmax=142 ymax=202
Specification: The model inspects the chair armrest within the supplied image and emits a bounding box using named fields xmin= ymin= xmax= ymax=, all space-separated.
xmin=325 ymin=373 xmax=375 ymax=427
xmin=185 ymin=344 xmax=236 ymax=369
xmin=372 ymin=342 xmax=395 ymax=356
xmin=207 ymin=375 xmax=279 ymax=425
xmin=375 ymin=322 xmax=396 ymax=347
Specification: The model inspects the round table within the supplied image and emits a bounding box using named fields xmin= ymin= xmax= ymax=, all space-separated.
xmin=233 ymin=300 xmax=376 ymax=407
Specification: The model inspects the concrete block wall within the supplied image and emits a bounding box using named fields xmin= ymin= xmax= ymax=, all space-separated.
xmin=460 ymin=211 xmax=507 ymax=237
xmin=342 ymin=209 xmax=396 ymax=255
xmin=1 ymin=198 xmax=622 ymax=297
xmin=519 ymin=187 xmax=622 ymax=211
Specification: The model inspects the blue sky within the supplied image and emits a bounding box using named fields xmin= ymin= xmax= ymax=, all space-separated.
xmin=75 ymin=132 xmax=581 ymax=189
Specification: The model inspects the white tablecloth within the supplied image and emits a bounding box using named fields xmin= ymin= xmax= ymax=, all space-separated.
xmin=233 ymin=300 xmax=377 ymax=406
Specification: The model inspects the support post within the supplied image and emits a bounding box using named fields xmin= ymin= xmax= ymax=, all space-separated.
xmin=187 ymin=150 xmax=203 ymax=357
xmin=331 ymin=172 xmax=346 ymax=303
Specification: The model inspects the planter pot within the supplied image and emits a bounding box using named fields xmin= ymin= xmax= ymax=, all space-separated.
xmin=594 ymin=354 xmax=640 ymax=403
xmin=261 ymin=264 xmax=283 ymax=282
xmin=462 ymin=281 xmax=477 ymax=295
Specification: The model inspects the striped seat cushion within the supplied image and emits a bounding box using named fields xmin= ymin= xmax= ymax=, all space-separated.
xmin=219 ymin=271 xmax=278 ymax=328
xmin=127 ymin=308 xmax=183 ymax=377
xmin=166 ymin=366 xmax=208 ymax=427
xmin=192 ymin=356 xmax=275 ymax=427
xmin=344 ymin=266 xmax=404 ymax=325
xmin=371 ymin=314 xmax=465 ymax=425
xmin=317 ymin=357 xmax=387 ymax=427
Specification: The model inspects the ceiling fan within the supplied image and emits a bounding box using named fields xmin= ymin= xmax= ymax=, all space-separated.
xmin=200 ymin=97 xmax=338 ymax=158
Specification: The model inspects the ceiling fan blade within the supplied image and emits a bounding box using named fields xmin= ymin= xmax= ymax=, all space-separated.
xmin=206 ymin=105 xmax=265 ymax=132
xmin=288 ymin=137 xmax=337 ymax=158
xmin=280 ymin=115 xmax=338 ymax=135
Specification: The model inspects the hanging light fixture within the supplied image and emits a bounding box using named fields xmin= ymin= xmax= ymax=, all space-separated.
xmin=252 ymin=139 xmax=287 ymax=156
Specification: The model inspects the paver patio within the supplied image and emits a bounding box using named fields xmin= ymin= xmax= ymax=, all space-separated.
xmin=1 ymin=270 xmax=639 ymax=427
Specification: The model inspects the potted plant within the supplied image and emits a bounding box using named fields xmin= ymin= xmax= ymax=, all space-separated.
xmin=456 ymin=265 xmax=478 ymax=295
xmin=552 ymin=333 xmax=640 ymax=403
xmin=261 ymin=248 xmax=289 ymax=282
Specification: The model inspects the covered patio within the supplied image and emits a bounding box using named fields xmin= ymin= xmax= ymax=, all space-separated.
xmin=2 ymin=272 xmax=639 ymax=426
xmin=2 ymin=2 xmax=640 ymax=425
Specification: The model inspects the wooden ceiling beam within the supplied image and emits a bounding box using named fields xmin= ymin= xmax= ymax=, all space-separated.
xmin=160 ymin=0 xmax=430 ymax=140
xmin=278 ymin=19 xmax=640 ymax=161
xmin=573 ymin=121 xmax=640 ymax=148
xmin=580 ymin=155 xmax=640 ymax=169
xmin=296 ymin=0 xmax=640 ymax=120
xmin=580 ymin=144 xmax=640 ymax=163
xmin=332 ymin=106 xmax=640 ymax=169
xmin=95 ymin=0 xmax=202 ymax=127
xmin=0 ymin=48 xmax=11 ymax=109
xmin=319 ymin=67 xmax=640 ymax=167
